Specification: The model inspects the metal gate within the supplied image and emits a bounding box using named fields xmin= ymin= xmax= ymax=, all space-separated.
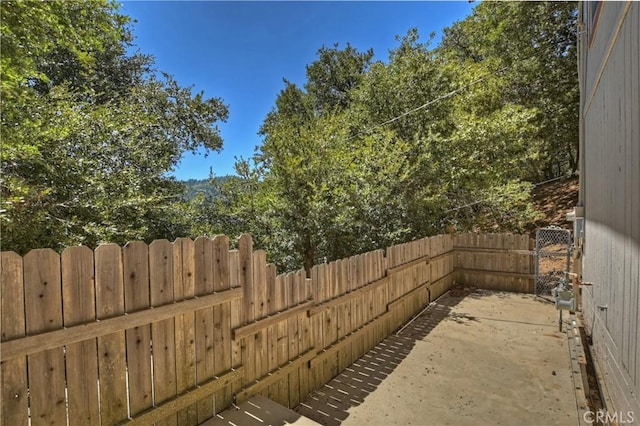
xmin=535 ymin=226 xmax=572 ymax=296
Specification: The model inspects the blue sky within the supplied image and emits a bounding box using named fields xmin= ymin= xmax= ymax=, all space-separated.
xmin=121 ymin=1 xmax=476 ymax=180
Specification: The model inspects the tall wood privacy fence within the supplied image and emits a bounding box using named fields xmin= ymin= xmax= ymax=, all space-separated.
xmin=1 ymin=232 xmax=532 ymax=425
xmin=455 ymin=233 xmax=534 ymax=293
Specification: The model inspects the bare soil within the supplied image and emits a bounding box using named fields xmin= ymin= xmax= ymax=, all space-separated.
xmin=296 ymin=288 xmax=582 ymax=425
xmin=527 ymin=176 xmax=579 ymax=236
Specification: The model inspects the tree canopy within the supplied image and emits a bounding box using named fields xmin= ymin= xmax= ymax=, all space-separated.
xmin=1 ymin=0 xmax=228 ymax=253
xmin=2 ymin=1 xmax=578 ymax=273
xmin=239 ymin=2 xmax=577 ymax=271
xmin=440 ymin=1 xmax=579 ymax=179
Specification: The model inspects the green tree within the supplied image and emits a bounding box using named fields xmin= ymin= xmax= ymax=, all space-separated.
xmin=440 ymin=1 xmax=579 ymax=179
xmin=256 ymin=45 xmax=377 ymax=272
xmin=304 ymin=43 xmax=374 ymax=112
xmin=350 ymin=28 xmax=542 ymax=235
xmin=259 ymin=106 xmax=412 ymax=272
xmin=350 ymin=29 xmax=458 ymax=237
xmin=1 ymin=1 xmax=228 ymax=253
xmin=255 ymin=29 xmax=545 ymax=271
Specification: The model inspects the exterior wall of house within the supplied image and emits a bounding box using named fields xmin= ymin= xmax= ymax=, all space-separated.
xmin=580 ymin=1 xmax=640 ymax=418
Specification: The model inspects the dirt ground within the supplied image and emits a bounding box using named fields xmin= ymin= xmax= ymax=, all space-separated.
xmin=529 ymin=175 xmax=579 ymax=234
xmin=296 ymin=288 xmax=581 ymax=426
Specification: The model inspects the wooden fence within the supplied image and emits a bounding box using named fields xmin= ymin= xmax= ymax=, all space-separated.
xmin=1 ymin=232 xmax=531 ymax=425
xmin=455 ymin=233 xmax=535 ymax=293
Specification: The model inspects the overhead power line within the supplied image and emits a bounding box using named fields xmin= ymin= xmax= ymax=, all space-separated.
xmin=347 ymin=65 xmax=508 ymax=142
xmin=338 ymin=62 xmax=573 ymax=218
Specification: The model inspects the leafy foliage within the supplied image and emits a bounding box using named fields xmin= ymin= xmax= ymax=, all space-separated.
xmin=304 ymin=43 xmax=374 ymax=112
xmin=251 ymin=8 xmax=573 ymax=270
xmin=440 ymin=1 xmax=579 ymax=179
xmin=2 ymin=1 xmax=576 ymax=271
xmin=1 ymin=0 xmax=228 ymax=253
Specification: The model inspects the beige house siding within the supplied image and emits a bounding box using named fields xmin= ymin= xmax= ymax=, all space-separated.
xmin=580 ymin=1 xmax=640 ymax=418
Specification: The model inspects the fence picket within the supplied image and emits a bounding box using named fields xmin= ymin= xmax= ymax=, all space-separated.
xmin=287 ymin=272 xmax=301 ymax=407
xmin=212 ymin=235 xmax=232 ymax=411
xmin=309 ymin=264 xmax=323 ymax=390
xmin=276 ymin=272 xmax=290 ymax=405
xmin=123 ymin=241 xmax=153 ymax=418
xmin=228 ymin=250 xmax=243 ymax=403
xmin=150 ymin=239 xmax=178 ymax=425
xmin=265 ymin=263 xmax=280 ymax=402
xmin=238 ymin=234 xmax=257 ymax=392
xmin=1 ymin=252 xmax=28 ymax=425
xmin=173 ymin=237 xmax=198 ymax=425
xmin=23 ymin=249 xmax=67 ymax=425
xmin=253 ymin=250 xmax=269 ymax=394
xmin=194 ymin=236 xmax=215 ymax=422
xmin=62 ymin=246 xmax=100 ymax=426
xmin=95 ymin=244 xmax=128 ymax=424
xmin=337 ymin=260 xmax=350 ymax=371
xmin=297 ymin=271 xmax=312 ymax=402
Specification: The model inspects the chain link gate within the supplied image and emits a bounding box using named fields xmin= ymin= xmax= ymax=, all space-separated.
xmin=535 ymin=226 xmax=572 ymax=297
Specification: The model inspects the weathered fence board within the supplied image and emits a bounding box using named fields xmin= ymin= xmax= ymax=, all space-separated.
xmin=211 ymin=236 xmax=232 ymax=412
xmin=287 ymin=272 xmax=301 ymax=408
xmin=123 ymin=241 xmax=153 ymax=418
xmin=1 ymin=232 xmax=531 ymax=424
xmin=150 ymin=239 xmax=178 ymax=426
xmin=194 ymin=236 xmax=216 ymax=423
xmin=1 ymin=251 xmax=28 ymax=426
xmin=173 ymin=237 xmax=198 ymax=425
xmin=252 ymin=250 xmax=269 ymax=398
xmin=62 ymin=246 xmax=100 ymax=426
xmin=95 ymin=244 xmax=128 ymax=424
xmin=24 ymin=249 xmax=67 ymax=426
xmin=264 ymin=264 xmax=277 ymax=399
xmin=275 ymin=272 xmax=289 ymax=404
xmin=238 ymin=234 xmax=257 ymax=398
xmin=228 ymin=249 xmax=243 ymax=406
xmin=455 ymin=233 xmax=534 ymax=293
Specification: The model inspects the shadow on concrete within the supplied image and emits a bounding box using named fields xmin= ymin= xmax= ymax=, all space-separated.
xmin=294 ymin=286 xmax=472 ymax=425
xmin=207 ymin=395 xmax=321 ymax=426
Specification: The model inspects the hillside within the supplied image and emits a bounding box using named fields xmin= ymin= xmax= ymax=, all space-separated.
xmin=182 ymin=176 xmax=233 ymax=200
xmin=528 ymin=175 xmax=579 ymax=233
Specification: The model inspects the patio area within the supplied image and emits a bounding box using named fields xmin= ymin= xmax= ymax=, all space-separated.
xmin=295 ymin=287 xmax=588 ymax=426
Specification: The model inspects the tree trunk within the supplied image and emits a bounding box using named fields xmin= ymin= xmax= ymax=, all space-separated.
xmin=301 ymin=233 xmax=315 ymax=278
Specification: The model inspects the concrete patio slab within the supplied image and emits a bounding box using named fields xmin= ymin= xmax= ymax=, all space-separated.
xmin=295 ymin=288 xmax=584 ymax=426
